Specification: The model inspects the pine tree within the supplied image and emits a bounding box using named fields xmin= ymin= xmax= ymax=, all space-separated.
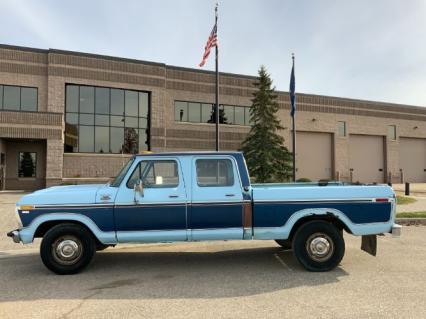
xmin=241 ymin=66 xmax=293 ymax=182
xmin=19 ymin=152 xmax=35 ymax=177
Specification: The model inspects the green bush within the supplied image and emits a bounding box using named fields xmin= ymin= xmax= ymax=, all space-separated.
xmin=296 ymin=178 xmax=312 ymax=183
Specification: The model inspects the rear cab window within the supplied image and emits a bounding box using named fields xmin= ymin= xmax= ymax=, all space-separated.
xmin=195 ymin=159 xmax=235 ymax=187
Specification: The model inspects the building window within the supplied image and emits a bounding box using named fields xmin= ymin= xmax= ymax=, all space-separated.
xmin=64 ymin=84 xmax=150 ymax=154
xmin=388 ymin=125 xmax=397 ymax=140
xmin=174 ymin=101 xmax=251 ymax=126
xmin=337 ymin=121 xmax=346 ymax=137
xmin=18 ymin=152 xmax=37 ymax=178
xmin=0 ymin=85 xmax=38 ymax=112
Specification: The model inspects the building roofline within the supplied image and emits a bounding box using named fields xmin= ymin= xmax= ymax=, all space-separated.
xmin=0 ymin=43 xmax=48 ymax=54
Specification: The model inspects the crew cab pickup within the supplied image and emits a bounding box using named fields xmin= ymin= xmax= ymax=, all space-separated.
xmin=8 ymin=152 xmax=401 ymax=274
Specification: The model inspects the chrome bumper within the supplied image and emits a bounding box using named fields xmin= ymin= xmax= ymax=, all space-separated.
xmin=6 ymin=230 xmax=21 ymax=243
xmin=391 ymin=224 xmax=402 ymax=237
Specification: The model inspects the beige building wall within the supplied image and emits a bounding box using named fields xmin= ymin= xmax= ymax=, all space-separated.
xmin=1 ymin=44 xmax=426 ymax=188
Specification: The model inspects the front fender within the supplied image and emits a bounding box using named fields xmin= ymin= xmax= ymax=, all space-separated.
xmin=18 ymin=213 xmax=117 ymax=245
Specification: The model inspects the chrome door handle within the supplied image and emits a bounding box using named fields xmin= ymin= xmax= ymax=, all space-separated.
xmin=169 ymin=195 xmax=179 ymax=198
xmin=225 ymin=194 xmax=235 ymax=197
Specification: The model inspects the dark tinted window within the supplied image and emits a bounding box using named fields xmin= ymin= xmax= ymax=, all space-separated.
xmin=79 ymin=86 xmax=94 ymax=113
xmin=139 ymin=92 xmax=148 ymax=116
xmin=95 ymin=126 xmax=109 ymax=153
xmin=66 ymin=85 xmax=79 ymax=112
xmin=234 ymin=106 xmax=245 ymax=125
xmin=0 ymin=85 xmax=38 ymax=112
xmin=64 ymin=85 xmax=149 ymax=153
xmin=175 ymin=101 xmax=250 ymax=126
xmin=201 ymin=103 xmax=213 ymax=123
xmin=111 ymin=89 xmax=124 ymax=115
xmin=175 ymin=101 xmax=187 ymax=122
xmin=196 ymin=159 xmax=234 ymax=187
xmin=188 ymin=102 xmax=201 ymax=122
xmin=125 ymin=90 xmax=138 ymax=116
xmin=21 ymin=87 xmax=37 ymax=111
xmin=79 ymin=126 xmax=94 ymax=152
xmin=3 ymin=86 xmax=20 ymax=110
xmin=110 ymin=127 xmax=124 ymax=153
xmin=95 ymin=87 xmax=110 ymax=114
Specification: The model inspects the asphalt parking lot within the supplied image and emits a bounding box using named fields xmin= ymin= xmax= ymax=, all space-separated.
xmin=1 ymin=193 xmax=425 ymax=319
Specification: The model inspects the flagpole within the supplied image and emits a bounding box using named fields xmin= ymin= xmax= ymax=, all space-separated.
xmin=215 ymin=3 xmax=219 ymax=151
xmin=291 ymin=53 xmax=296 ymax=182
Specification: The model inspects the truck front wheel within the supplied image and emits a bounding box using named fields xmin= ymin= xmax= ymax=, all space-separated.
xmin=292 ymin=220 xmax=345 ymax=272
xmin=40 ymin=223 xmax=96 ymax=275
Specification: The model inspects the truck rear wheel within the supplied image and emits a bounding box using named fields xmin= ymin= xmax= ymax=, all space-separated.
xmin=292 ymin=220 xmax=345 ymax=272
xmin=40 ymin=223 xmax=96 ymax=275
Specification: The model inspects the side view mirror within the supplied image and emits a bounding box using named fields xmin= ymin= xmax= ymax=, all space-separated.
xmin=133 ymin=179 xmax=144 ymax=202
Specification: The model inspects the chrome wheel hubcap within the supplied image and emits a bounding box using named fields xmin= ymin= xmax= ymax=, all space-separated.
xmin=52 ymin=236 xmax=83 ymax=265
xmin=306 ymin=233 xmax=334 ymax=262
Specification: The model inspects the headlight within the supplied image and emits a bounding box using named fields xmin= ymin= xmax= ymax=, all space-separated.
xmin=15 ymin=206 xmax=23 ymax=228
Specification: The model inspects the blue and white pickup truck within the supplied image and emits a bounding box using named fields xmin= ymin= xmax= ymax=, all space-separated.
xmin=8 ymin=152 xmax=401 ymax=274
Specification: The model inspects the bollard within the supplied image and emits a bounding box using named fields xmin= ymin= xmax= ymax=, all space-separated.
xmin=405 ymin=182 xmax=410 ymax=196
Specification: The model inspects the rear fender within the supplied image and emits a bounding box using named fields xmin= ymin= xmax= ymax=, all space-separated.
xmin=253 ymin=208 xmax=394 ymax=239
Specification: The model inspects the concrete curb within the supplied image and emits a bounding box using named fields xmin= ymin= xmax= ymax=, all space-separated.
xmin=396 ymin=218 xmax=426 ymax=226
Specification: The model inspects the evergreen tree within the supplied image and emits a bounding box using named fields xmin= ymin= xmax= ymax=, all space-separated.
xmin=19 ymin=152 xmax=35 ymax=177
xmin=241 ymin=66 xmax=293 ymax=182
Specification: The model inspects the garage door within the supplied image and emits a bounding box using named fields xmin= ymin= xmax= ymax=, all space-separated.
xmin=295 ymin=132 xmax=332 ymax=181
xmin=349 ymin=135 xmax=384 ymax=183
xmin=400 ymin=137 xmax=426 ymax=182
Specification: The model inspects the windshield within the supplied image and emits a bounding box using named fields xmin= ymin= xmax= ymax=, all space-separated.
xmin=110 ymin=157 xmax=135 ymax=187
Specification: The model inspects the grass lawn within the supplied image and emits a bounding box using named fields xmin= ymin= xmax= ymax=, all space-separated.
xmin=396 ymin=195 xmax=417 ymax=205
xmin=396 ymin=211 xmax=426 ymax=218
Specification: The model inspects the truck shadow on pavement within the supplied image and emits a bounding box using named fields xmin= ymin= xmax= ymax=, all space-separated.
xmin=0 ymin=246 xmax=348 ymax=301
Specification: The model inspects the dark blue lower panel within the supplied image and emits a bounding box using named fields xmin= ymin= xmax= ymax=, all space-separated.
xmin=189 ymin=203 xmax=243 ymax=229
xmin=115 ymin=205 xmax=187 ymax=231
xmin=253 ymin=202 xmax=392 ymax=227
xmin=19 ymin=207 xmax=115 ymax=232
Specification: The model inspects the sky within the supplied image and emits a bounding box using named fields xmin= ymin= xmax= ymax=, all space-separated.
xmin=1 ymin=0 xmax=425 ymax=106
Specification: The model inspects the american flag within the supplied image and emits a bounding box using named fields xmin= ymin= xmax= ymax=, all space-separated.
xmin=199 ymin=23 xmax=218 ymax=67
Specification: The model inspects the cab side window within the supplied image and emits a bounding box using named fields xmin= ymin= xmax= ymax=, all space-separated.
xmin=196 ymin=159 xmax=234 ymax=187
xmin=127 ymin=160 xmax=179 ymax=188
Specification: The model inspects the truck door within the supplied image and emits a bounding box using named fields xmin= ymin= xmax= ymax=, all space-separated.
xmin=114 ymin=158 xmax=188 ymax=242
xmin=190 ymin=156 xmax=244 ymax=240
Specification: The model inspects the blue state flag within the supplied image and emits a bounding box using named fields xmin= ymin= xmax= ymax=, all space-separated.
xmin=289 ymin=56 xmax=296 ymax=117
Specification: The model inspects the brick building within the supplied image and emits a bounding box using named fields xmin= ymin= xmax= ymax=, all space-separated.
xmin=0 ymin=43 xmax=425 ymax=190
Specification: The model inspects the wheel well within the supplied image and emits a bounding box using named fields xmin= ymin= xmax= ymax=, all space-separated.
xmin=287 ymin=214 xmax=351 ymax=242
xmin=34 ymin=220 xmax=100 ymax=244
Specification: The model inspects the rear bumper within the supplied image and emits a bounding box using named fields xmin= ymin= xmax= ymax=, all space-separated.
xmin=391 ymin=223 xmax=402 ymax=237
xmin=6 ymin=230 xmax=21 ymax=243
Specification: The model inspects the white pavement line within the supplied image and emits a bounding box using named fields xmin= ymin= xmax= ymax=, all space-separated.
xmin=274 ymin=253 xmax=293 ymax=271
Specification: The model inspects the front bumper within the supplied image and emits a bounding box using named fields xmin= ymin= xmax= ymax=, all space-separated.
xmin=7 ymin=230 xmax=21 ymax=243
xmin=391 ymin=223 xmax=402 ymax=237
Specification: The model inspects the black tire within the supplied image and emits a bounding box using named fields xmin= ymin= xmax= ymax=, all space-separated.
xmin=275 ymin=239 xmax=292 ymax=250
xmin=292 ymin=220 xmax=345 ymax=272
xmin=40 ymin=223 xmax=96 ymax=275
